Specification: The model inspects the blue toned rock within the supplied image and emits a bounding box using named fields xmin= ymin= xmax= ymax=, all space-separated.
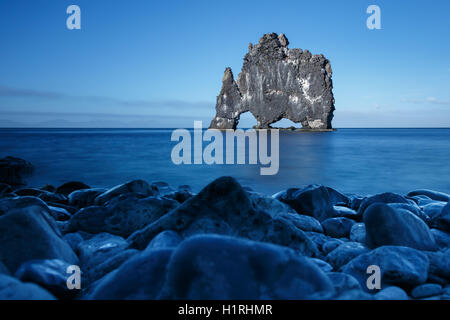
xmin=311 ymin=258 xmax=333 ymax=273
xmin=333 ymin=206 xmax=359 ymax=220
xmin=0 ymin=261 xmax=10 ymax=275
xmin=350 ymin=223 xmax=366 ymax=243
xmin=160 ymin=235 xmax=334 ymax=299
xmin=68 ymin=188 xmax=107 ymax=208
xmin=327 ymin=272 xmax=362 ymax=295
xmin=87 ymin=248 xmax=173 ymax=299
xmin=341 ymin=246 xmax=429 ymax=291
xmin=0 ymin=197 xmax=79 ymax=272
xmin=326 ymin=242 xmax=369 ymax=270
xmin=128 ymin=177 xmax=319 ymax=257
xmin=281 ymin=213 xmax=324 ymax=233
xmin=388 ymin=203 xmax=430 ymax=225
xmin=364 ymin=203 xmax=437 ymax=251
xmin=422 ymin=202 xmax=447 ymax=219
xmin=95 ymin=179 xmax=158 ymax=205
xmin=322 ymin=239 xmax=344 ymax=255
xmin=48 ymin=205 xmax=71 ymax=221
xmin=375 ymin=286 xmax=409 ymax=300
xmin=326 ymin=187 xmax=350 ymax=206
xmin=407 ymin=189 xmax=450 ymax=202
xmin=14 ymin=259 xmax=76 ymax=299
xmin=56 ymin=181 xmax=90 ymax=197
xmin=322 ymin=217 xmax=355 ymax=238
xmin=431 ymin=202 xmax=450 ymax=233
xmin=0 ymin=274 xmax=55 ymax=300
xmin=87 ymin=249 xmax=139 ymax=284
xmin=425 ymin=249 xmax=450 ymax=282
xmin=69 ymin=195 xmax=179 ymax=237
xmin=146 ymin=230 xmax=183 ymax=249
xmin=357 ymin=192 xmax=410 ymax=215
xmin=274 ymin=184 xmax=335 ymax=222
xmin=430 ymin=229 xmax=450 ymax=250
xmin=411 ymin=283 xmax=442 ymax=299
xmin=0 ymin=156 xmax=33 ymax=186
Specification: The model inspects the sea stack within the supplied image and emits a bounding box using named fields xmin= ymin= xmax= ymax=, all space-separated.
xmin=209 ymin=33 xmax=335 ymax=130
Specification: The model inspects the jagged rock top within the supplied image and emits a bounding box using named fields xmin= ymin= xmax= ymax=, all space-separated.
xmin=210 ymin=33 xmax=335 ymax=130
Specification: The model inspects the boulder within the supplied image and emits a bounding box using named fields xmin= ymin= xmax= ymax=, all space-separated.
xmin=326 ymin=187 xmax=349 ymax=206
xmin=424 ymin=249 xmax=450 ymax=282
xmin=0 ymin=261 xmax=10 ymax=275
xmin=0 ymin=183 xmax=12 ymax=196
xmin=69 ymin=195 xmax=179 ymax=237
xmin=326 ymin=242 xmax=369 ymax=270
xmin=430 ymin=229 xmax=450 ymax=250
xmin=0 ymin=197 xmax=78 ymax=272
xmin=374 ymin=286 xmax=409 ymax=300
xmin=357 ymin=192 xmax=410 ymax=215
xmin=86 ymin=249 xmax=139 ymax=284
xmin=388 ymin=203 xmax=430 ymax=224
xmin=341 ymin=246 xmax=429 ymax=291
xmin=275 ymin=185 xmax=335 ymax=222
xmin=407 ymin=189 xmax=450 ymax=202
xmin=87 ymin=248 xmax=173 ymax=300
xmin=95 ymin=179 xmax=158 ymax=206
xmin=14 ymin=259 xmax=77 ymax=299
xmin=146 ymin=230 xmax=183 ymax=250
xmin=68 ymin=188 xmax=107 ymax=208
xmin=128 ymin=177 xmax=318 ymax=257
xmin=0 ymin=274 xmax=55 ymax=300
xmin=0 ymin=156 xmax=33 ymax=186
xmin=56 ymin=181 xmax=90 ymax=197
xmin=311 ymin=258 xmax=333 ymax=273
xmin=48 ymin=206 xmax=71 ymax=221
xmin=350 ymin=223 xmax=366 ymax=243
xmin=326 ymin=272 xmax=362 ymax=295
xmin=321 ymin=217 xmax=355 ymax=238
xmin=322 ymin=239 xmax=344 ymax=255
xmin=159 ymin=235 xmax=334 ymax=299
xmin=411 ymin=283 xmax=442 ymax=299
xmin=333 ymin=206 xmax=359 ymax=220
xmin=364 ymin=203 xmax=437 ymax=251
xmin=430 ymin=202 xmax=450 ymax=233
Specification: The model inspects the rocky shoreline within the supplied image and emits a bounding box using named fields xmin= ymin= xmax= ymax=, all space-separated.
xmin=0 ymin=156 xmax=449 ymax=300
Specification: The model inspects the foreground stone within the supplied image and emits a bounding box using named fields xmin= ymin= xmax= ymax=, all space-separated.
xmin=0 ymin=274 xmax=55 ymax=299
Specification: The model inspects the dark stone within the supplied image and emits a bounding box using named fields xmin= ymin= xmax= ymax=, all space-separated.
xmin=56 ymin=181 xmax=90 ymax=197
xmin=69 ymin=196 xmax=179 ymax=237
xmin=0 ymin=156 xmax=33 ymax=186
xmin=333 ymin=206 xmax=359 ymax=220
xmin=364 ymin=203 xmax=437 ymax=251
xmin=209 ymin=33 xmax=334 ymax=129
xmin=321 ymin=217 xmax=355 ymax=238
xmin=275 ymin=185 xmax=335 ymax=222
xmin=357 ymin=192 xmax=410 ymax=215
xmin=87 ymin=248 xmax=173 ymax=299
xmin=146 ymin=230 xmax=183 ymax=249
xmin=326 ymin=187 xmax=349 ymax=206
xmin=95 ymin=179 xmax=158 ymax=205
xmin=407 ymin=189 xmax=450 ymax=202
xmin=128 ymin=177 xmax=319 ymax=257
xmin=0 ymin=274 xmax=55 ymax=299
xmin=14 ymin=259 xmax=77 ymax=299
xmin=48 ymin=205 xmax=71 ymax=221
xmin=430 ymin=229 xmax=450 ymax=250
xmin=374 ymin=286 xmax=409 ymax=300
xmin=322 ymin=239 xmax=343 ymax=255
xmin=411 ymin=283 xmax=442 ymax=299
xmin=68 ymin=188 xmax=107 ymax=208
xmin=159 ymin=235 xmax=334 ymax=299
xmin=0 ymin=197 xmax=79 ymax=272
xmin=326 ymin=242 xmax=369 ymax=270
xmin=350 ymin=223 xmax=366 ymax=243
xmin=86 ymin=249 xmax=139 ymax=284
xmin=388 ymin=202 xmax=430 ymax=225
xmin=341 ymin=246 xmax=429 ymax=291
xmin=326 ymin=272 xmax=361 ymax=295
xmin=430 ymin=202 xmax=450 ymax=233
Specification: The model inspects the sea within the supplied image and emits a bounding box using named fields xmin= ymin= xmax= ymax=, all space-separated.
xmin=0 ymin=128 xmax=449 ymax=196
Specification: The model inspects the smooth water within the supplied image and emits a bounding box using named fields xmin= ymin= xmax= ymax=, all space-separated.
xmin=0 ymin=128 xmax=449 ymax=196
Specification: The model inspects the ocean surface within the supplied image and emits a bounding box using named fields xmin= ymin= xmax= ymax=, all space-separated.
xmin=0 ymin=128 xmax=449 ymax=196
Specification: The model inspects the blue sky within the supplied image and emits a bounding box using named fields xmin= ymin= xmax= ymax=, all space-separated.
xmin=0 ymin=0 xmax=449 ymax=127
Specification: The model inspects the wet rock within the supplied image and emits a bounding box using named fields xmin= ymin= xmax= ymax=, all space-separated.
xmin=63 ymin=232 xmax=85 ymax=251
xmin=321 ymin=217 xmax=355 ymax=238
xmin=159 ymin=235 xmax=334 ymax=299
xmin=69 ymin=196 xmax=179 ymax=237
xmin=56 ymin=181 xmax=90 ymax=197
xmin=0 ymin=156 xmax=33 ymax=186
xmin=388 ymin=202 xmax=430 ymax=225
xmin=95 ymin=179 xmax=158 ymax=206
xmin=425 ymin=249 xmax=450 ymax=282
xmin=146 ymin=230 xmax=183 ymax=250
xmin=333 ymin=206 xmax=359 ymax=220
xmin=48 ymin=206 xmax=71 ymax=221
xmin=326 ymin=187 xmax=349 ymax=206
xmin=0 ymin=183 xmax=12 ymax=197
xmin=275 ymin=185 xmax=335 ymax=222
xmin=77 ymin=233 xmax=128 ymax=273
xmin=0 ymin=261 xmax=10 ymax=275
xmin=374 ymin=286 xmax=409 ymax=300
xmin=430 ymin=202 xmax=450 ymax=233
xmin=86 ymin=249 xmax=139 ymax=284
xmin=163 ymin=190 xmax=194 ymax=204
xmin=327 ymin=272 xmax=362 ymax=295
xmin=358 ymin=192 xmax=410 ymax=215
xmin=322 ymin=239 xmax=344 ymax=255
xmin=407 ymin=189 xmax=450 ymax=202
xmin=364 ymin=203 xmax=437 ymax=251
xmin=281 ymin=213 xmax=324 ymax=233
xmin=40 ymin=184 xmax=56 ymax=192
xmin=430 ymin=229 xmax=450 ymax=250
xmin=87 ymin=248 xmax=173 ymax=300
xmin=311 ymin=258 xmax=333 ymax=273
xmin=411 ymin=283 xmax=442 ymax=299
xmin=326 ymin=242 xmax=369 ymax=270
xmin=68 ymin=188 xmax=107 ymax=208
xmin=209 ymin=33 xmax=334 ymax=129
xmin=14 ymin=259 xmax=77 ymax=299
xmin=422 ymin=202 xmax=447 ymax=219
xmin=0 ymin=274 xmax=55 ymax=300
xmin=0 ymin=197 xmax=79 ymax=272
xmin=341 ymin=246 xmax=429 ymax=291
xmin=128 ymin=177 xmax=318 ymax=257
xmin=350 ymin=223 xmax=366 ymax=243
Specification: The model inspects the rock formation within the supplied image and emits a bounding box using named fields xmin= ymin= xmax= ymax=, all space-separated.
xmin=209 ymin=33 xmax=335 ymax=130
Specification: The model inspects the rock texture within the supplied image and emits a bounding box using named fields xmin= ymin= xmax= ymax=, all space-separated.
xmin=209 ymin=33 xmax=335 ymax=129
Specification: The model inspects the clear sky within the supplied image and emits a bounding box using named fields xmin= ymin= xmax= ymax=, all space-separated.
xmin=0 ymin=0 xmax=449 ymax=128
